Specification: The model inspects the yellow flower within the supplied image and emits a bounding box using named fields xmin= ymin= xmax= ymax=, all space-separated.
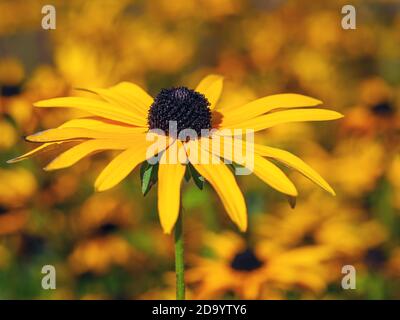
xmin=0 ymin=57 xmax=24 ymax=98
xmin=329 ymin=138 xmax=384 ymax=197
xmin=341 ymin=77 xmax=398 ymax=137
xmin=0 ymin=57 xmax=25 ymax=87
xmin=54 ymin=42 xmax=116 ymax=88
xmin=254 ymin=193 xmax=388 ymax=259
xmin=0 ymin=120 xmax=17 ymax=150
xmin=186 ymin=232 xmax=334 ymax=299
xmin=9 ymin=75 xmax=342 ymax=234
xmin=68 ymin=234 xmax=143 ymax=275
xmin=71 ymin=193 xmax=138 ymax=235
xmin=0 ymin=168 xmax=37 ymax=207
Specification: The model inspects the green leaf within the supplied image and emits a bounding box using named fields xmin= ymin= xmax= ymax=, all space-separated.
xmin=188 ymin=163 xmax=204 ymax=190
xmin=184 ymin=166 xmax=191 ymax=182
xmin=227 ymin=162 xmax=250 ymax=175
xmin=226 ymin=163 xmax=236 ymax=173
xmin=140 ymin=161 xmax=158 ymax=196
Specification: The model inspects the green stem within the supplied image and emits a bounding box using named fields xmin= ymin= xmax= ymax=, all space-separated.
xmin=174 ymin=208 xmax=185 ymax=300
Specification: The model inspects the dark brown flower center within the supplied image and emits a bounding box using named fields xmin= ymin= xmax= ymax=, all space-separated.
xmin=147 ymin=87 xmax=212 ymax=136
xmin=370 ymin=101 xmax=395 ymax=117
xmin=230 ymin=248 xmax=264 ymax=272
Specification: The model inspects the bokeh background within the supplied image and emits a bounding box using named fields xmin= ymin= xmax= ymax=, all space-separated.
xmin=0 ymin=0 xmax=400 ymax=299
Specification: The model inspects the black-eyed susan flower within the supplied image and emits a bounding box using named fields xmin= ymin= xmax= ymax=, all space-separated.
xmin=68 ymin=234 xmax=143 ymax=275
xmin=0 ymin=57 xmax=25 ymax=98
xmin=0 ymin=168 xmax=36 ymax=236
xmin=0 ymin=168 xmax=37 ymax=207
xmin=9 ymin=75 xmax=342 ymax=234
xmin=186 ymin=232 xmax=334 ymax=299
xmin=253 ymin=192 xmax=388 ymax=259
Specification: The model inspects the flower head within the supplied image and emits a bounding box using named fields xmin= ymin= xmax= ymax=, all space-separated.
xmin=9 ymin=75 xmax=343 ymax=234
xmin=186 ymin=232 xmax=334 ymax=299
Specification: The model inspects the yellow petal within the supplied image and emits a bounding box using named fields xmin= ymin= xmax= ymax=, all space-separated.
xmin=186 ymin=141 xmax=247 ymax=231
xmin=83 ymin=81 xmax=153 ymax=118
xmin=254 ymin=144 xmax=335 ymax=195
xmin=26 ymin=127 xmax=146 ymax=143
xmin=221 ymin=108 xmax=343 ymax=132
xmin=157 ymin=143 xmax=186 ymax=234
xmin=95 ymin=148 xmax=146 ymax=191
xmin=219 ymin=94 xmax=322 ymax=127
xmin=11 ymin=118 xmax=144 ymax=161
xmin=95 ymin=134 xmax=169 ymax=191
xmin=7 ymin=143 xmax=59 ymax=163
xmin=253 ymin=154 xmax=298 ymax=196
xmin=59 ymin=117 xmax=147 ymax=133
xmin=202 ymin=136 xmax=298 ymax=196
xmin=34 ymin=97 xmax=147 ymax=126
xmin=44 ymin=139 xmax=131 ymax=171
xmin=195 ymin=74 xmax=224 ymax=110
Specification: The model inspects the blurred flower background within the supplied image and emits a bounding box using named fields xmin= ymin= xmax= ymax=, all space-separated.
xmin=0 ymin=0 xmax=399 ymax=299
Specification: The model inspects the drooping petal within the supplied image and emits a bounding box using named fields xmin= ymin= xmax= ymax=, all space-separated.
xmin=8 ymin=118 xmax=143 ymax=162
xmin=83 ymin=81 xmax=153 ymax=118
xmin=95 ymin=134 xmax=170 ymax=191
xmin=254 ymin=144 xmax=335 ymax=195
xmin=34 ymin=97 xmax=147 ymax=126
xmin=221 ymin=108 xmax=344 ymax=132
xmin=253 ymin=154 xmax=298 ymax=196
xmin=202 ymin=135 xmax=297 ymax=196
xmin=44 ymin=139 xmax=131 ymax=171
xmin=219 ymin=94 xmax=322 ymax=127
xmin=157 ymin=141 xmax=187 ymax=234
xmin=195 ymin=75 xmax=224 ymax=110
xmin=186 ymin=141 xmax=247 ymax=231
xmin=26 ymin=127 xmax=147 ymax=143
xmin=207 ymin=133 xmax=334 ymax=196
xmin=7 ymin=143 xmax=60 ymax=163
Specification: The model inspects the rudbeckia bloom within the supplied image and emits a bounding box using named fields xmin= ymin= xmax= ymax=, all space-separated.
xmin=186 ymin=232 xmax=334 ymax=299
xmin=9 ymin=75 xmax=343 ymax=234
